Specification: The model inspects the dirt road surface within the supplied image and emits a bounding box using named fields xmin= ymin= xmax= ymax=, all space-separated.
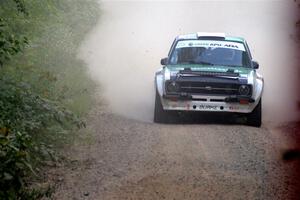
xmin=50 ymin=1 xmax=300 ymax=199
xmin=50 ymin=104 xmax=299 ymax=199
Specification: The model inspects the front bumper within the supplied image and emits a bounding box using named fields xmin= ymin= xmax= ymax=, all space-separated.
xmin=161 ymin=94 xmax=257 ymax=113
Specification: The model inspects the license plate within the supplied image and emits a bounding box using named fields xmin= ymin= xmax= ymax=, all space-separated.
xmin=198 ymin=104 xmax=218 ymax=110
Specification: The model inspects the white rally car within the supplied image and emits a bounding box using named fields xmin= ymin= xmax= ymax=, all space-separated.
xmin=154 ymin=33 xmax=263 ymax=127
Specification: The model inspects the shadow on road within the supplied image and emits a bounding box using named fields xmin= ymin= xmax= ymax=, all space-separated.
xmin=167 ymin=112 xmax=247 ymax=125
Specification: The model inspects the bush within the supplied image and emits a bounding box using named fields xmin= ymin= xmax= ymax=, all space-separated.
xmin=0 ymin=78 xmax=81 ymax=199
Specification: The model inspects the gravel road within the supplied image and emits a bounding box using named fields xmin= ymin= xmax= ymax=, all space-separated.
xmin=49 ymin=1 xmax=300 ymax=199
xmin=50 ymin=104 xmax=299 ymax=200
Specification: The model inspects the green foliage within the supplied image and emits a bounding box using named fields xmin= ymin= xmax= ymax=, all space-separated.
xmin=0 ymin=79 xmax=81 ymax=199
xmin=0 ymin=0 xmax=28 ymax=66
xmin=0 ymin=18 xmax=27 ymax=66
xmin=13 ymin=0 xmax=27 ymax=14
xmin=5 ymin=0 xmax=99 ymax=115
xmin=0 ymin=0 xmax=99 ymax=199
xmin=0 ymin=21 xmax=28 ymax=65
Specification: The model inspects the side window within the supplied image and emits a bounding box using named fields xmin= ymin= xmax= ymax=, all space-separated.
xmin=169 ymin=50 xmax=178 ymax=64
xmin=242 ymin=51 xmax=251 ymax=66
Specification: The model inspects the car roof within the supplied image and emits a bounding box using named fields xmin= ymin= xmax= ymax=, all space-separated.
xmin=176 ymin=32 xmax=245 ymax=43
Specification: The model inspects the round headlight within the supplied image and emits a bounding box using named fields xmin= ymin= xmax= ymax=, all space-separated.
xmin=239 ymin=85 xmax=250 ymax=96
xmin=167 ymin=81 xmax=179 ymax=93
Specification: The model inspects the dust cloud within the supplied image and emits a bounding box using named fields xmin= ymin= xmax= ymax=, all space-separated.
xmin=79 ymin=0 xmax=299 ymax=123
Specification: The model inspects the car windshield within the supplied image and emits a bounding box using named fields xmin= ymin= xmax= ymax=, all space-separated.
xmin=169 ymin=40 xmax=251 ymax=67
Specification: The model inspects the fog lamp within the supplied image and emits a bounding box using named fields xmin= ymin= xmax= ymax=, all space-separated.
xmin=239 ymin=85 xmax=250 ymax=96
xmin=167 ymin=81 xmax=179 ymax=93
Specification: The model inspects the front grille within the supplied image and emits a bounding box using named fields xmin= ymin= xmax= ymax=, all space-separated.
xmin=179 ymin=82 xmax=240 ymax=95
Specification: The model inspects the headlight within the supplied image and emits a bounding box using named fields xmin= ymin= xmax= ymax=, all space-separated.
xmin=166 ymin=81 xmax=179 ymax=93
xmin=238 ymin=85 xmax=250 ymax=96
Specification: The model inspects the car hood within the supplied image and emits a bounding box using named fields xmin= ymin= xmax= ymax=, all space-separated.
xmin=164 ymin=64 xmax=253 ymax=78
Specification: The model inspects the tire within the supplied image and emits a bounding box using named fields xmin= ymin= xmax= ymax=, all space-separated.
xmin=246 ymin=98 xmax=262 ymax=127
xmin=154 ymin=90 xmax=176 ymax=123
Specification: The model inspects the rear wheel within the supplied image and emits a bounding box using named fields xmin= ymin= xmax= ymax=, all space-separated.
xmin=154 ymin=90 xmax=176 ymax=123
xmin=246 ymin=98 xmax=262 ymax=127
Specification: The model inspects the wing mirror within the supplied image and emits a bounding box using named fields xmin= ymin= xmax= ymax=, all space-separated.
xmin=160 ymin=57 xmax=168 ymax=65
xmin=252 ymin=60 xmax=259 ymax=69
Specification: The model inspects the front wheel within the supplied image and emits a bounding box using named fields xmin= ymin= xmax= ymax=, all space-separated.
xmin=246 ymin=98 xmax=262 ymax=127
xmin=154 ymin=90 xmax=177 ymax=123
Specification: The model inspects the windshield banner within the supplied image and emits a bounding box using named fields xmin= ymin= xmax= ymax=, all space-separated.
xmin=176 ymin=40 xmax=246 ymax=51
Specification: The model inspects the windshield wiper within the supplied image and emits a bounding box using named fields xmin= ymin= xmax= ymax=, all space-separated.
xmin=197 ymin=61 xmax=215 ymax=66
xmin=180 ymin=61 xmax=198 ymax=64
xmin=180 ymin=60 xmax=215 ymax=65
xmin=221 ymin=64 xmax=244 ymax=68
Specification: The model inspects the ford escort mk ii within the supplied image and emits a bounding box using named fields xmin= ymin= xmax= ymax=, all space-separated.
xmin=154 ymin=33 xmax=263 ymax=127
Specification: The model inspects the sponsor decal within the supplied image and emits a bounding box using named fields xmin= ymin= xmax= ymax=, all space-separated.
xmin=176 ymin=40 xmax=246 ymax=51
